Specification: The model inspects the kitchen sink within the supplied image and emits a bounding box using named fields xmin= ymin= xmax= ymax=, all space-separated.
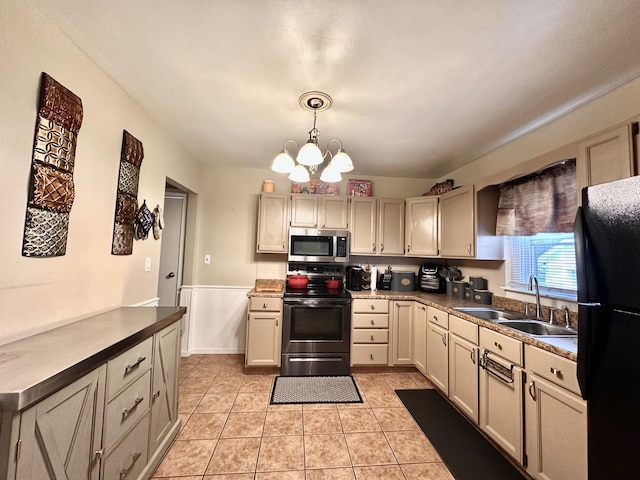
xmin=453 ymin=307 xmax=526 ymax=322
xmin=497 ymin=319 xmax=577 ymax=337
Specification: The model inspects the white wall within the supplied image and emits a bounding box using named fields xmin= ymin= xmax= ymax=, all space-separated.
xmin=0 ymin=0 xmax=201 ymax=344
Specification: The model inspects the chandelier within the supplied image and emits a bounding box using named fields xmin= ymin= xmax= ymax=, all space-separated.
xmin=271 ymin=91 xmax=354 ymax=183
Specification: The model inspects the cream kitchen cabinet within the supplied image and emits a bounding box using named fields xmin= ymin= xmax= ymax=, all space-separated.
xmin=349 ymin=197 xmax=404 ymax=255
xmin=426 ymin=306 xmax=449 ymax=394
xmin=448 ymin=315 xmax=479 ymax=423
xmin=405 ymin=196 xmax=439 ymax=257
xmin=245 ymin=297 xmax=283 ymax=367
xmin=412 ymin=303 xmax=427 ymax=374
xmin=390 ymin=301 xmax=413 ymax=365
xmin=351 ymin=299 xmax=389 ymax=366
xmin=577 ymin=122 xmax=638 ymax=201
xmin=479 ymin=327 xmax=524 ymax=464
xmin=257 ymin=193 xmax=289 ymax=253
xmin=290 ymin=194 xmax=349 ymax=229
xmin=290 ymin=194 xmax=318 ymax=227
xmin=439 ymin=184 xmax=475 ymax=258
xmin=524 ymin=345 xmax=587 ymax=480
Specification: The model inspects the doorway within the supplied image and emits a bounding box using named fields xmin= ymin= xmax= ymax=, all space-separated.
xmin=157 ymin=185 xmax=188 ymax=306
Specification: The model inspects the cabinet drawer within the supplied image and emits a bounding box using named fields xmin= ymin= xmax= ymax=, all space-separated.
xmin=351 ymin=344 xmax=388 ymax=365
xmin=102 ymin=413 xmax=149 ymax=480
xmin=249 ymin=297 xmax=282 ymax=312
xmin=525 ymin=344 xmax=580 ymax=396
xmin=449 ymin=315 xmax=478 ymax=344
xmin=480 ymin=328 xmax=523 ymax=366
xmin=104 ymin=370 xmax=151 ymax=452
xmin=352 ymin=299 xmax=389 ymax=313
xmin=107 ymin=337 xmax=153 ymax=400
xmin=426 ymin=306 xmax=449 ymax=329
xmin=352 ymin=329 xmax=389 ymax=344
xmin=352 ymin=313 xmax=389 ymax=329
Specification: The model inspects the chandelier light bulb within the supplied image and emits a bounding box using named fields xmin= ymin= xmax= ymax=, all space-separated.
xmin=271 ymin=150 xmax=295 ymax=173
xmin=296 ymin=140 xmax=323 ymax=166
xmin=320 ymin=162 xmax=342 ymax=183
xmin=330 ymin=148 xmax=354 ymax=172
xmin=288 ymin=164 xmax=311 ymax=183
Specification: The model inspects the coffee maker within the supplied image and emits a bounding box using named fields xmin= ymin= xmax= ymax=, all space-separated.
xmin=345 ymin=266 xmax=364 ymax=290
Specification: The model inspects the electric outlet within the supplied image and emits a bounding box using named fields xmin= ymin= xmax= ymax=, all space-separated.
xmin=204 ymin=254 xmax=211 ymax=264
xmin=144 ymin=257 xmax=152 ymax=272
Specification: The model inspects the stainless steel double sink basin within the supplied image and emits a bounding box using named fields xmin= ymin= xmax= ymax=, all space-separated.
xmin=453 ymin=307 xmax=577 ymax=337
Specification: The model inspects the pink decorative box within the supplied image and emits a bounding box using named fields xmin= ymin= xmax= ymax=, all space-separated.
xmin=347 ymin=179 xmax=372 ymax=197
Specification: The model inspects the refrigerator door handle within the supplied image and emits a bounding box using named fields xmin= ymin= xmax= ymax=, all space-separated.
xmin=577 ymin=303 xmax=601 ymax=400
xmin=574 ymin=206 xmax=589 ymax=303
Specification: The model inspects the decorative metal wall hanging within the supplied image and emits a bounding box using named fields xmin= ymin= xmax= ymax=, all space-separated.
xmin=22 ymin=73 xmax=83 ymax=257
xmin=111 ymin=130 xmax=144 ymax=255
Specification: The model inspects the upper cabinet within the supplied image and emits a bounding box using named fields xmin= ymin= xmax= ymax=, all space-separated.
xmin=439 ymin=184 xmax=475 ymax=258
xmin=405 ymin=196 xmax=439 ymax=257
xmin=577 ymin=122 xmax=638 ymax=200
xmin=350 ymin=197 xmax=404 ymax=255
xmin=290 ymin=194 xmax=318 ymax=227
xmin=256 ymin=193 xmax=289 ymax=253
xmin=290 ymin=194 xmax=349 ymax=229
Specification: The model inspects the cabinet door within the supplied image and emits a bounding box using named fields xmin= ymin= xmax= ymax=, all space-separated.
xmin=257 ymin=193 xmax=289 ymax=253
xmin=246 ymin=312 xmax=281 ymax=366
xmin=405 ymin=197 xmax=439 ymax=256
xmin=17 ymin=366 xmax=106 ymax=480
xmin=349 ymin=197 xmax=377 ymax=254
xmin=149 ymin=321 xmax=180 ymax=454
xmin=290 ymin=194 xmax=318 ymax=227
xmin=525 ymin=374 xmax=587 ymax=480
xmin=377 ymin=198 xmax=405 ymax=255
xmin=319 ymin=196 xmax=349 ymax=229
xmin=426 ymin=322 xmax=449 ymax=394
xmin=448 ymin=334 xmax=479 ymax=423
xmin=439 ymin=184 xmax=475 ymax=257
xmin=391 ymin=301 xmax=413 ymax=365
xmin=479 ymin=357 xmax=523 ymax=463
xmin=577 ymin=123 xmax=637 ymax=198
xmin=412 ymin=303 xmax=427 ymax=374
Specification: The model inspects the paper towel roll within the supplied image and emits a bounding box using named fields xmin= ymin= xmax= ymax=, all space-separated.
xmin=370 ymin=266 xmax=377 ymax=291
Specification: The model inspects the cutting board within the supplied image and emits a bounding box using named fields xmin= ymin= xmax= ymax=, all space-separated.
xmin=255 ymin=279 xmax=284 ymax=293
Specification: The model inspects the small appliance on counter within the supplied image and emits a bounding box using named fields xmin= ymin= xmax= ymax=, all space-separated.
xmin=345 ymin=265 xmax=364 ymax=291
xmin=418 ymin=264 xmax=446 ymax=293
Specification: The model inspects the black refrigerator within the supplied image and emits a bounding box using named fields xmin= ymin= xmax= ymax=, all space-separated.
xmin=574 ymin=175 xmax=640 ymax=479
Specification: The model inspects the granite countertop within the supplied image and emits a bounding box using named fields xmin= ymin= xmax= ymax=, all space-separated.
xmin=0 ymin=306 xmax=186 ymax=412
xmin=247 ymin=286 xmax=577 ymax=361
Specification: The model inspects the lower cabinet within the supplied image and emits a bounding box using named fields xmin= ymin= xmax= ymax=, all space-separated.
xmin=426 ymin=321 xmax=449 ymax=394
xmin=391 ymin=301 xmax=413 ymax=365
xmin=412 ymin=303 xmax=427 ymax=374
xmin=351 ymin=299 xmax=389 ymax=366
xmin=245 ymin=297 xmax=283 ymax=367
xmin=448 ymin=315 xmax=479 ymax=423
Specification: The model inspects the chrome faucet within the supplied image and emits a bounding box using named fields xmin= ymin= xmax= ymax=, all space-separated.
xmin=528 ymin=275 xmax=541 ymax=319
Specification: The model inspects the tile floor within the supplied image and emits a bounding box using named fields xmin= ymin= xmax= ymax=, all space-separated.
xmin=151 ymin=354 xmax=455 ymax=480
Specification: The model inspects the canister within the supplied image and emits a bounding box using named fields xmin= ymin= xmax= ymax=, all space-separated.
xmin=469 ymin=276 xmax=487 ymax=290
xmin=452 ymin=281 xmax=468 ymax=299
xmin=262 ymin=180 xmax=275 ymax=192
xmin=473 ymin=289 xmax=492 ymax=304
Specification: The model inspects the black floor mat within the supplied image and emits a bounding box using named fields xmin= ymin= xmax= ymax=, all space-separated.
xmin=396 ymin=389 xmax=527 ymax=480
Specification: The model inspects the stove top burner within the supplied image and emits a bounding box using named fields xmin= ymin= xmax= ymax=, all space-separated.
xmin=285 ymin=262 xmax=350 ymax=299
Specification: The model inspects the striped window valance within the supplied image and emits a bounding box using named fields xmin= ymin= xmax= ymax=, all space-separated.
xmin=496 ymin=159 xmax=577 ymax=236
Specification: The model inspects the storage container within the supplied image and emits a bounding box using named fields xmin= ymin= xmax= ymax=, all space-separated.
xmin=391 ymin=271 xmax=415 ymax=291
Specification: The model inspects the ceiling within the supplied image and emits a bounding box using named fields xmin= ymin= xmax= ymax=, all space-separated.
xmin=31 ymin=0 xmax=640 ymax=179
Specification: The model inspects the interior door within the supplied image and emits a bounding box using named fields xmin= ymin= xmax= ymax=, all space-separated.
xmin=157 ymin=191 xmax=187 ymax=306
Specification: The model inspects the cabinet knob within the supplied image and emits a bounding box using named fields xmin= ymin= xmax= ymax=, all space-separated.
xmin=370 ymin=335 xmax=375 ymax=341
xmin=371 ymin=305 xmax=375 ymax=310
xmin=370 ymin=319 xmax=375 ymax=325
xmin=494 ymin=341 xmax=502 ymax=350
xmin=152 ymin=390 xmax=161 ymax=400
xmin=263 ymin=303 xmax=267 ymax=309
xmin=370 ymin=353 xmax=374 ymax=360
xmin=550 ymin=367 xmax=562 ymax=377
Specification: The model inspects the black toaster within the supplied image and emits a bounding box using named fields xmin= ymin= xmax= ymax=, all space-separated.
xmin=418 ymin=264 xmax=445 ymax=293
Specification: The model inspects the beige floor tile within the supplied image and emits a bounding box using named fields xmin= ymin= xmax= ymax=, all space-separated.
xmin=240 ymin=375 xmax=274 ymax=392
xmin=255 ymin=471 xmax=305 ymax=480
xmin=257 ymin=435 xmax=305 ymax=471
xmin=353 ymin=374 xmax=392 ymax=391
xmin=383 ymin=373 xmax=421 ymax=390
xmin=263 ymin=410 xmax=303 ymax=436
xmin=203 ymin=474 xmax=253 ymax=479
xmin=400 ymin=462 xmax=455 ymax=480
xmin=152 ymin=476 xmax=202 ymax=480
xmin=337 ymin=408 xmax=381 ymax=433
xmin=231 ymin=391 xmax=270 ymax=412
xmin=353 ymin=465 xmax=406 ymax=480
xmin=195 ymin=393 xmax=237 ymax=413
xmin=188 ymin=364 xmax=224 ymax=378
xmin=179 ymin=412 xmax=228 ymax=440
xmin=372 ymin=407 xmax=419 ymax=431
xmin=362 ymin=390 xmax=404 ymax=408
xmin=303 ymin=408 xmax=343 ymax=434
xmin=208 ymin=374 xmax=244 ymax=393
xmin=180 ymin=376 xmax=214 ymax=394
xmin=179 ymin=392 xmax=205 ymax=414
xmin=267 ymin=402 xmax=303 ymax=412
xmin=206 ymin=437 xmax=261 ymax=475
xmin=220 ymin=411 xmax=266 ymax=438
xmin=305 ymin=467 xmax=356 ymax=480
xmin=385 ymin=430 xmax=441 ymax=463
xmin=304 ymin=434 xmax=352 ymax=469
xmin=344 ymin=432 xmax=396 ymax=466
xmin=408 ymin=372 xmax=434 ymax=388
xmin=303 ymin=403 xmax=340 ymax=410
xmin=153 ymin=439 xmax=216 ymax=477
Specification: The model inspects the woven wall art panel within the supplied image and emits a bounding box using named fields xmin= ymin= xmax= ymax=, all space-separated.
xmin=111 ymin=130 xmax=144 ymax=255
xmin=22 ymin=73 xmax=83 ymax=257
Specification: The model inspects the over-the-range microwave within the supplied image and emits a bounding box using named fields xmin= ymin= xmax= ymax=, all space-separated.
xmin=288 ymin=228 xmax=349 ymax=263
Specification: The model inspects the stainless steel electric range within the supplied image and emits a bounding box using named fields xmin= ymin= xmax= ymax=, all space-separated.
xmin=281 ymin=263 xmax=352 ymax=376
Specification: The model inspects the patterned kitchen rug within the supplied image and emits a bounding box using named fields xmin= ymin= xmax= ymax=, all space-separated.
xmin=270 ymin=375 xmax=363 ymax=404
xmin=396 ymin=389 xmax=527 ymax=480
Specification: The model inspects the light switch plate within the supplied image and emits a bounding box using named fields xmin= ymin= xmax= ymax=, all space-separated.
xmin=144 ymin=257 xmax=152 ymax=272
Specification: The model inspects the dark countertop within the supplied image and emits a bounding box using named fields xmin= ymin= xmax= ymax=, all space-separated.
xmin=247 ymin=286 xmax=577 ymax=361
xmin=0 ymin=306 xmax=186 ymax=412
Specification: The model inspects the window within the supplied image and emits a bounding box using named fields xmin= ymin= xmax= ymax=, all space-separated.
xmin=505 ymin=233 xmax=577 ymax=299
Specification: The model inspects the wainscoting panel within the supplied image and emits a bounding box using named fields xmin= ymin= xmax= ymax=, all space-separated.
xmin=179 ymin=286 xmax=251 ymax=355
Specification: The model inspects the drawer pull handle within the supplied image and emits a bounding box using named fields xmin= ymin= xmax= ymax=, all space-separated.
xmin=124 ymin=356 xmax=146 ymax=374
xmin=263 ymin=303 xmax=267 ymax=309
xmin=370 ymin=305 xmax=375 ymax=310
xmin=94 ymin=449 xmax=104 ymax=460
xmin=152 ymin=390 xmax=161 ymax=400
xmin=370 ymin=353 xmax=374 ymax=360
xmin=529 ymin=381 xmax=537 ymax=400
xmin=493 ymin=341 xmax=502 ymax=350
xmin=122 ymin=396 xmax=144 ymax=419
xmin=370 ymin=335 xmax=374 ymax=341
xmin=119 ymin=451 xmax=142 ymax=479
xmin=550 ymin=367 xmax=562 ymax=376
xmin=470 ymin=349 xmax=476 ymax=364
xmin=442 ymin=333 xmax=447 ymax=347
xmin=371 ymin=319 xmax=375 ymax=325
